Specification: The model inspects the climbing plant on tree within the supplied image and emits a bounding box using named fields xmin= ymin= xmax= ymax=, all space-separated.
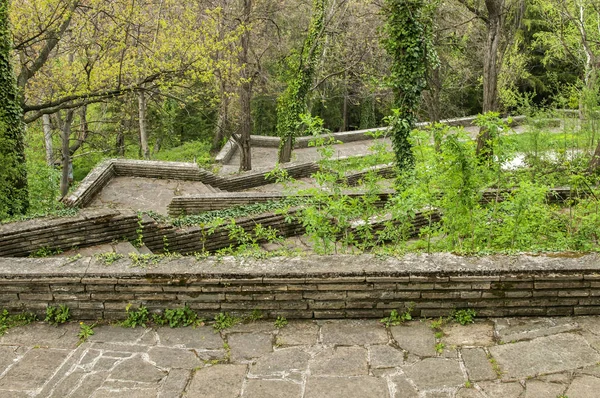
xmin=276 ymin=0 xmax=326 ymax=163
xmin=0 ymin=0 xmax=27 ymax=218
xmin=382 ymin=0 xmax=437 ymax=171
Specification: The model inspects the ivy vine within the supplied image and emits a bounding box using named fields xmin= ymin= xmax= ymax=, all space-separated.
xmin=276 ymin=0 xmax=326 ymax=163
xmin=0 ymin=0 xmax=28 ymax=218
xmin=382 ymin=0 xmax=437 ymax=171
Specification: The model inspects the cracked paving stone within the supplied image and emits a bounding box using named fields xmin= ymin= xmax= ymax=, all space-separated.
xmin=88 ymin=326 xmax=149 ymax=343
xmin=494 ymin=318 xmax=579 ymax=343
xmin=575 ymin=316 xmax=600 ymax=335
xmin=48 ymin=368 xmax=87 ymax=398
xmin=0 ymin=346 xmax=19 ymax=373
xmin=109 ymin=356 xmax=167 ymax=383
xmin=0 ymin=348 xmax=70 ymax=391
xmin=249 ymin=347 xmax=310 ymax=377
xmin=228 ymin=333 xmax=272 ymax=361
xmin=524 ymin=380 xmax=567 ymax=398
xmin=242 ymin=379 xmax=302 ymax=398
xmin=455 ymin=388 xmax=484 ymax=398
xmin=185 ymin=365 xmax=246 ymax=397
xmin=488 ymin=333 xmax=600 ymax=380
xmin=158 ymin=369 xmax=191 ymax=398
xmin=477 ymin=381 xmax=523 ymax=397
xmin=389 ymin=375 xmax=418 ymax=397
xmin=276 ymin=321 xmax=319 ymax=346
xmin=564 ymin=375 xmax=600 ymax=398
xmin=93 ymin=357 xmax=120 ymax=371
xmin=461 ymin=348 xmax=496 ymax=381
xmin=321 ymin=320 xmax=388 ymax=346
xmin=156 ymin=326 xmax=223 ymax=350
xmin=443 ymin=322 xmax=495 ymax=347
xmin=304 ymin=376 xmax=389 ymax=398
xmin=0 ymin=391 xmax=30 ymax=398
xmin=91 ymin=388 xmax=160 ymax=398
xmin=402 ymin=358 xmax=464 ymax=390
xmin=68 ymin=371 xmax=109 ymax=397
xmin=390 ymin=322 xmax=436 ymax=357
xmin=309 ymin=346 xmax=367 ymax=376
xmin=0 ymin=323 xmax=80 ymax=348
xmin=148 ymin=347 xmax=201 ymax=369
xmin=368 ymin=345 xmax=404 ymax=368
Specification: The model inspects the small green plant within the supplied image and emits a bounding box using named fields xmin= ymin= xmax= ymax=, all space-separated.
xmin=380 ymin=305 xmax=413 ymax=327
xmin=274 ymin=316 xmax=288 ymax=329
xmin=121 ymin=304 xmax=149 ymax=328
xmin=435 ymin=342 xmax=445 ymax=354
xmin=488 ymin=356 xmax=502 ymax=378
xmin=213 ymin=312 xmax=241 ymax=331
xmin=95 ymin=252 xmax=124 ymax=265
xmin=248 ymin=309 xmax=263 ymax=322
xmin=464 ymin=380 xmax=473 ymax=388
xmin=65 ymin=254 xmax=82 ymax=264
xmin=134 ymin=214 xmax=144 ymax=247
xmin=152 ymin=306 xmax=204 ymax=328
xmin=30 ymin=247 xmax=63 ymax=258
xmin=451 ymin=309 xmax=477 ymax=325
xmin=129 ymin=253 xmax=163 ymax=267
xmin=0 ymin=309 xmax=36 ymax=335
xmin=77 ymin=322 xmax=95 ymax=345
xmin=45 ymin=305 xmax=70 ymax=325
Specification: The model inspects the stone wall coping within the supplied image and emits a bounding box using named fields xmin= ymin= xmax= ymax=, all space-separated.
xmin=0 ymin=253 xmax=598 ymax=279
xmin=0 ymin=209 xmax=126 ymax=234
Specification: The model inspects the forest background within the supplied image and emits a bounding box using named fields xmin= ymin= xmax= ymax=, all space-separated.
xmin=0 ymin=0 xmax=598 ymax=219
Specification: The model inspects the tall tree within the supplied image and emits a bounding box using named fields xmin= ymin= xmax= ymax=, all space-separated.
xmin=276 ymin=0 xmax=327 ymax=163
xmin=382 ymin=0 xmax=436 ymax=170
xmin=0 ymin=0 xmax=28 ymax=217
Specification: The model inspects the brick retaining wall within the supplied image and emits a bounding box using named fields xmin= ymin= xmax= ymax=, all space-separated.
xmin=0 ymin=253 xmax=598 ymax=320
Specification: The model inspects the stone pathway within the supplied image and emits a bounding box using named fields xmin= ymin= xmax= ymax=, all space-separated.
xmin=2 ymin=317 xmax=600 ymax=397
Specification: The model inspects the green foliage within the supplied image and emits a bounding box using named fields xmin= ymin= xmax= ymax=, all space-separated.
xmin=77 ymin=322 xmax=95 ymax=345
xmin=128 ymin=253 xmax=165 ymax=267
xmin=153 ymin=140 xmax=212 ymax=167
xmin=95 ymin=252 xmax=124 ymax=265
xmin=213 ymin=312 xmax=242 ymax=331
xmin=276 ymin=0 xmax=326 ymax=161
xmin=0 ymin=309 xmax=36 ymax=336
xmin=382 ymin=0 xmax=437 ymax=170
xmin=248 ymin=309 xmax=263 ymax=322
xmin=121 ymin=304 xmax=149 ymax=328
xmin=29 ymin=247 xmax=63 ymax=258
xmin=451 ymin=309 xmax=477 ymax=325
xmin=274 ymin=316 xmax=288 ymax=329
xmin=0 ymin=0 xmax=28 ymax=218
xmin=380 ymin=306 xmax=413 ymax=327
xmin=152 ymin=306 xmax=204 ymax=328
xmin=45 ymin=305 xmax=70 ymax=325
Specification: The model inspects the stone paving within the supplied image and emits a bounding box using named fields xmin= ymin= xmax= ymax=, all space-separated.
xmin=2 ymin=317 xmax=600 ymax=397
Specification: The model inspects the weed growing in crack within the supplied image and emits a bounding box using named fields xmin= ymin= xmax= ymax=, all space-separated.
xmin=45 ymin=305 xmax=70 ymax=325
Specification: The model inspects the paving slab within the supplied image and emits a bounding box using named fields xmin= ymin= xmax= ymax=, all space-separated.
xmin=309 ymin=346 xmax=368 ymax=376
xmin=304 ymin=376 xmax=389 ymax=398
xmin=564 ymin=375 xmax=600 ymax=398
xmin=321 ymin=320 xmax=388 ymax=346
xmin=228 ymin=333 xmax=273 ymax=361
xmin=109 ymin=355 xmax=167 ymax=382
xmin=156 ymin=326 xmax=223 ymax=349
xmin=477 ymin=381 xmax=523 ymax=397
xmin=488 ymin=333 xmax=600 ymax=379
xmin=461 ymin=347 xmax=497 ymax=381
xmin=185 ymin=365 xmax=247 ymax=397
xmin=390 ymin=321 xmax=436 ymax=357
xmin=389 ymin=375 xmax=418 ymax=397
xmin=249 ymin=346 xmax=310 ymax=377
xmin=368 ymin=344 xmax=405 ymax=368
xmin=402 ymin=358 xmax=465 ymax=390
xmin=276 ymin=321 xmax=319 ymax=346
xmin=148 ymin=346 xmax=201 ymax=369
xmin=242 ymin=379 xmax=303 ymax=398
xmin=443 ymin=321 xmax=495 ymax=347
xmin=494 ymin=317 xmax=579 ymax=343
xmin=524 ymin=379 xmax=567 ymax=398
xmin=0 ymin=348 xmax=69 ymax=391
xmin=0 ymin=323 xmax=80 ymax=348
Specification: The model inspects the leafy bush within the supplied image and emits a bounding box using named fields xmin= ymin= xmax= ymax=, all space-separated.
xmin=45 ymin=305 xmax=70 ymax=325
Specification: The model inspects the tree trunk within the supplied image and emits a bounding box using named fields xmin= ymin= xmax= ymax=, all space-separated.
xmin=69 ymin=105 xmax=89 ymax=156
xmin=477 ymin=0 xmax=503 ymax=158
xmin=42 ymin=114 xmax=54 ymax=166
xmin=138 ymin=88 xmax=150 ymax=159
xmin=238 ymin=0 xmax=253 ymax=171
xmin=212 ymin=90 xmax=230 ymax=151
xmin=279 ymin=137 xmax=293 ymax=163
xmin=59 ymin=110 xmax=75 ymax=198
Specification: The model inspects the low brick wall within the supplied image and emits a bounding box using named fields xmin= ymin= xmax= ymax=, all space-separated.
xmin=167 ymin=191 xmax=394 ymax=217
xmin=63 ymin=159 xmax=322 ymax=208
xmin=0 ymin=253 xmax=599 ymax=320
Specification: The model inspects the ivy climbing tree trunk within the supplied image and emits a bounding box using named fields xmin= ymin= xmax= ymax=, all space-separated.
xmin=42 ymin=114 xmax=54 ymax=166
xmin=0 ymin=0 xmax=28 ymax=217
xmin=237 ymin=0 xmax=253 ymax=172
xmin=382 ymin=0 xmax=436 ymax=171
xmin=276 ymin=0 xmax=326 ymax=163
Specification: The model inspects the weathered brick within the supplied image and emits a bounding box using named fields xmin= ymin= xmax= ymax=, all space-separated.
xmin=309 ymin=301 xmax=345 ymax=310
xmin=19 ymin=293 xmax=53 ymax=301
xmin=420 ymin=309 xmax=452 ymax=317
xmin=104 ymin=302 xmax=136 ymax=310
xmin=241 ymin=285 xmax=287 ymax=292
xmin=460 ymin=291 xmax=482 ymax=299
xmin=575 ymin=306 xmax=600 ymax=315
xmin=313 ymin=310 xmax=345 ymax=318
xmin=286 ymin=284 xmax=318 ymax=291
xmin=449 ymin=276 xmax=500 ymax=282
xmin=345 ymin=301 xmax=375 ymax=309
xmin=85 ymin=285 xmax=115 ymax=292
xmin=434 ymin=283 xmax=472 ymax=290
xmin=185 ymin=302 xmax=221 ymax=310
xmin=303 ymin=292 xmax=346 ymax=300
xmin=220 ymin=302 xmax=279 ymax=310
xmin=317 ymin=283 xmax=371 ymax=291
xmin=410 ymin=275 xmax=449 ymax=283
xmin=274 ymin=293 xmax=303 ymax=301
xmin=546 ymin=307 xmax=574 ymax=316
xmin=346 ymin=291 xmax=395 ymax=300
xmin=262 ymin=277 xmax=306 ymax=284
xmin=278 ymin=301 xmax=308 ymax=309
xmin=535 ymin=273 xmax=583 ymax=281
xmin=535 ymin=281 xmax=590 ymax=289
xmin=558 ymin=290 xmax=590 ymax=297
xmin=421 ymin=292 xmax=461 ymax=299
xmin=397 ymin=283 xmax=434 ymax=290
xmin=306 ymin=277 xmax=365 ymax=283
xmin=202 ymin=285 xmax=241 ymax=292
xmin=53 ymin=293 xmax=91 ymax=301
xmin=115 ymin=285 xmax=164 ymax=293
xmin=344 ymin=309 xmax=383 ymax=318
xmin=178 ymin=293 xmax=224 ymax=302
xmin=50 ymin=285 xmax=86 ymax=293
xmin=252 ymin=294 xmax=276 ymax=301
xmin=366 ymin=277 xmax=409 ymax=283
xmin=91 ymin=293 xmax=135 ymax=301
xmin=225 ymin=293 xmax=254 ymax=301
xmin=135 ymin=294 xmax=178 ymax=301
xmin=82 ymin=278 xmax=119 ymax=285
xmin=504 ymin=291 xmax=532 ymax=298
